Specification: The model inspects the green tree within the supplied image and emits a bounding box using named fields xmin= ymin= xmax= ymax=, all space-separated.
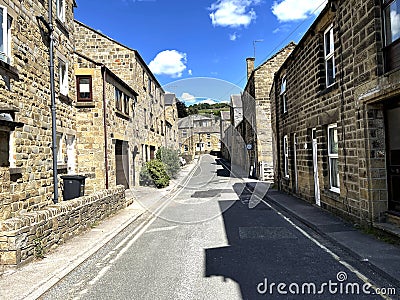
xmin=156 ymin=147 xmax=181 ymax=178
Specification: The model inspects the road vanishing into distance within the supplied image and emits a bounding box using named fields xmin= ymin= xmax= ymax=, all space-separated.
xmin=41 ymin=155 xmax=393 ymax=300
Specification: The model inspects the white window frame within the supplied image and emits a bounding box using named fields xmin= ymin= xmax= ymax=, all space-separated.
xmin=184 ymin=145 xmax=189 ymax=152
xmin=283 ymin=134 xmax=289 ymax=178
xmin=57 ymin=0 xmax=65 ymax=23
xmin=59 ymin=58 xmax=68 ymax=96
xmin=328 ymin=124 xmax=340 ymax=193
xmin=0 ymin=6 xmax=12 ymax=64
xmin=207 ymin=133 xmax=211 ymax=139
xmin=56 ymin=133 xmax=64 ymax=164
xmin=280 ymin=76 xmax=287 ymax=113
xmin=324 ymin=25 xmax=336 ymax=87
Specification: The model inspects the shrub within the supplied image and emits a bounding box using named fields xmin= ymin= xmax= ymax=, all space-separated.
xmin=156 ymin=147 xmax=181 ymax=178
xmin=139 ymin=159 xmax=170 ymax=188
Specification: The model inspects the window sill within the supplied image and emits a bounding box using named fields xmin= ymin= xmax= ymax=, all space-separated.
xmin=59 ymin=94 xmax=72 ymax=105
xmin=329 ymin=187 xmax=340 ymax=194
xmin=56 ymin=18 xmax=69 ymax=37
xmin=9 ymin=167 xmax=22 ymax=175
xmin=76 ymin=101 xmax=95 ymax=108
xmin=57 ymin=163 xmax=67 ymax=170
xmin=0 ymin=60 xmax=19 ymax=81
xmin=322 ymin=188 xmax=340 ymax=200
xmin=115 ymin=110 xmax=131 ymax=120
xmin=318 ymin=82 xmax=338 ymax=96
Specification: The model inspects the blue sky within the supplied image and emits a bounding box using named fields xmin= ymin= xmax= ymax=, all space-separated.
xmin=74 ymin=0 xmax=327 ymax=104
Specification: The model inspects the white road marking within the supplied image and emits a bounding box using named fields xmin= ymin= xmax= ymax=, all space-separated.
xmin=83 ymin=158 xmax=202 ymax=293
xmin=260 ymin=199 xmax=392 ymax=300
xmin=146 ymin=225 xmax=179 ymax=233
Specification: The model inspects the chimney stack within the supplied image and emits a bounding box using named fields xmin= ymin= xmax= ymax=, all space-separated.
xmin=246 ymin=57 xmax=255 ymax=80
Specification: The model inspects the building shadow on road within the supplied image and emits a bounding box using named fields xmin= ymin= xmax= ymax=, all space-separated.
xmin=204 ymin=182 xmax=276 ymax=299
xmin=203 ymin=183 xmax=372 ymax=300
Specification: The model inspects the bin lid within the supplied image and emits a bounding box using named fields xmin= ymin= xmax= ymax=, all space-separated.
xmin=60 ymin=175 xmax=87 ymax=180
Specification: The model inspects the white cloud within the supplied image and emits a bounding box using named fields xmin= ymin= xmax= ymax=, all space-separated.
xmin=180 ymin=92 xmax=196 ymax=104
xmin=201 ymin=99 xmax=216 ymax=105
xmin=209 ymin=0 xmax=260 ymax=28
xmin=272 ymin=0 xmax=328 ymax=22
xmin=229 ymin=32 xmax=239 ymax=41
xmin=188 ymin=69 xmax=193 ymax=75
xmin=149 ymin=50 xmax=187 ymax=78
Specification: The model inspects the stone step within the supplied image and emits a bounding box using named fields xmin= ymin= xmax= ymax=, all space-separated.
xmin=387 ymin=212 xmax=400 ymax=226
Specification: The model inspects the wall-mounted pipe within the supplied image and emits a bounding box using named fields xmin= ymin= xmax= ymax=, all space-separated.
xmin=102 ymin=66 xmax=110 ymax=189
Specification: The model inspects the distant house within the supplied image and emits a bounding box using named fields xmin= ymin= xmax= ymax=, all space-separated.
xmin=178 ymin=114 xmax=221 ymax=161
xmin=164 ymin=93 xmax=179 ymax=150
xmin=220 ymin=111 xmax=232 ymax=161
xmin=271 ymin=0 xmax=400 ymax=228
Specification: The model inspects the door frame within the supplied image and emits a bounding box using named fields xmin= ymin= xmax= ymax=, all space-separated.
xmin=293 ymin=133 xmax=298 ymax=193
xmin=312 ymin=128 xmax=321 ymax=206
xmin=385 ymin=104 xmax=400 ymax=212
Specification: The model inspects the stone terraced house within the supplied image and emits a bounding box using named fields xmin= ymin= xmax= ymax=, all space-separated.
xmin=74 ymin=20 xmax=171 ymax=176
xmin=0 ymin=0 xmax=77 ymax=221
xmin=163 ymin=93 xmax=179 ymax=150
xmin=178 ymin=114 xmax=221 ymax=162
xmin=240 ymin=43 xmax=295 ymax=182
xmin=74 ymin=52 xmax=139 ymax=192
xmin=271 ymin=0 xmax=400 ymax=229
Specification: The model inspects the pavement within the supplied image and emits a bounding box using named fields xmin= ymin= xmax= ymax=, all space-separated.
xmin=245 ymin=184 xmax=400 ymax=289
xmin=0 ymin=158 xmax=199 ymax=300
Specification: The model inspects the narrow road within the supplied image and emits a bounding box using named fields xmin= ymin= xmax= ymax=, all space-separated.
xmin=41 ymin=155 xmax=386 ymax=299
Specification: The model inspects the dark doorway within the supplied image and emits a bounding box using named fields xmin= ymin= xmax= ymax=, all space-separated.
xmin=386 ymin=106 xmax=400 ymax=212
xmin=150 ymin=146 xmax=156 ymax=160
xmin=115 ymin=140 xmax=129 ymax=189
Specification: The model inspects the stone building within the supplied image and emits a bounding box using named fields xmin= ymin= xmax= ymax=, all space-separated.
xmin=0 ymin=0 xmax=77 ymax=220
xmin=164 ymin=93 xmax=179 ymax=150
xmin=229 ymin=94 xmax=248 ymax=174
xmin=271 ymin=0 xmax=400 ymax=228
xmin=74 ymin=52 xmax=139 ymax=192
xmin=178 ymin=114 xmax=221 ymax=161
xmin=220 ymin=111 xmax=231 ymax=161
xmin=74 ymin=20 xmax=174 ymax=183
xmin=241 ymin=43 xmax=295 ymax=181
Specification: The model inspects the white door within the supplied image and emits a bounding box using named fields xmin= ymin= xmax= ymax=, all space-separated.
xmin=312 ymin=129 xmax=320 ymax=206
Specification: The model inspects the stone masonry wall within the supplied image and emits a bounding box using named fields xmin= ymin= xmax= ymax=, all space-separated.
xmin=0 ymin=0 xmax=76 ymax=220
xmin=271 ymin=0 xmax=390 ymax=224
xmin=0 ymin=186 xmax=130 ymax=266
xmin=74 ymin=21 xmax=170 ymax=178
xmin=243 ymin=43 xmax=295 ymax=181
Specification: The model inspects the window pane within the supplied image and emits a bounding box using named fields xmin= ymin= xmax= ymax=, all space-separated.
xmin=280 ymin=78 xmax=286 ymax=94
xmin=329 ymin=127 xmax=338 ymax=154
xmin=325 ymin=28 xmax=334 ymax=56
xmin=384 ymin=1 xmax=400 ymax=44
xmin=330 ymin=158 xmax=339 ymax=188
xmin=326 ymin=57 xmax=335 ymax=86
xmin=0 ymin=131 xmax=9 ymax=167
